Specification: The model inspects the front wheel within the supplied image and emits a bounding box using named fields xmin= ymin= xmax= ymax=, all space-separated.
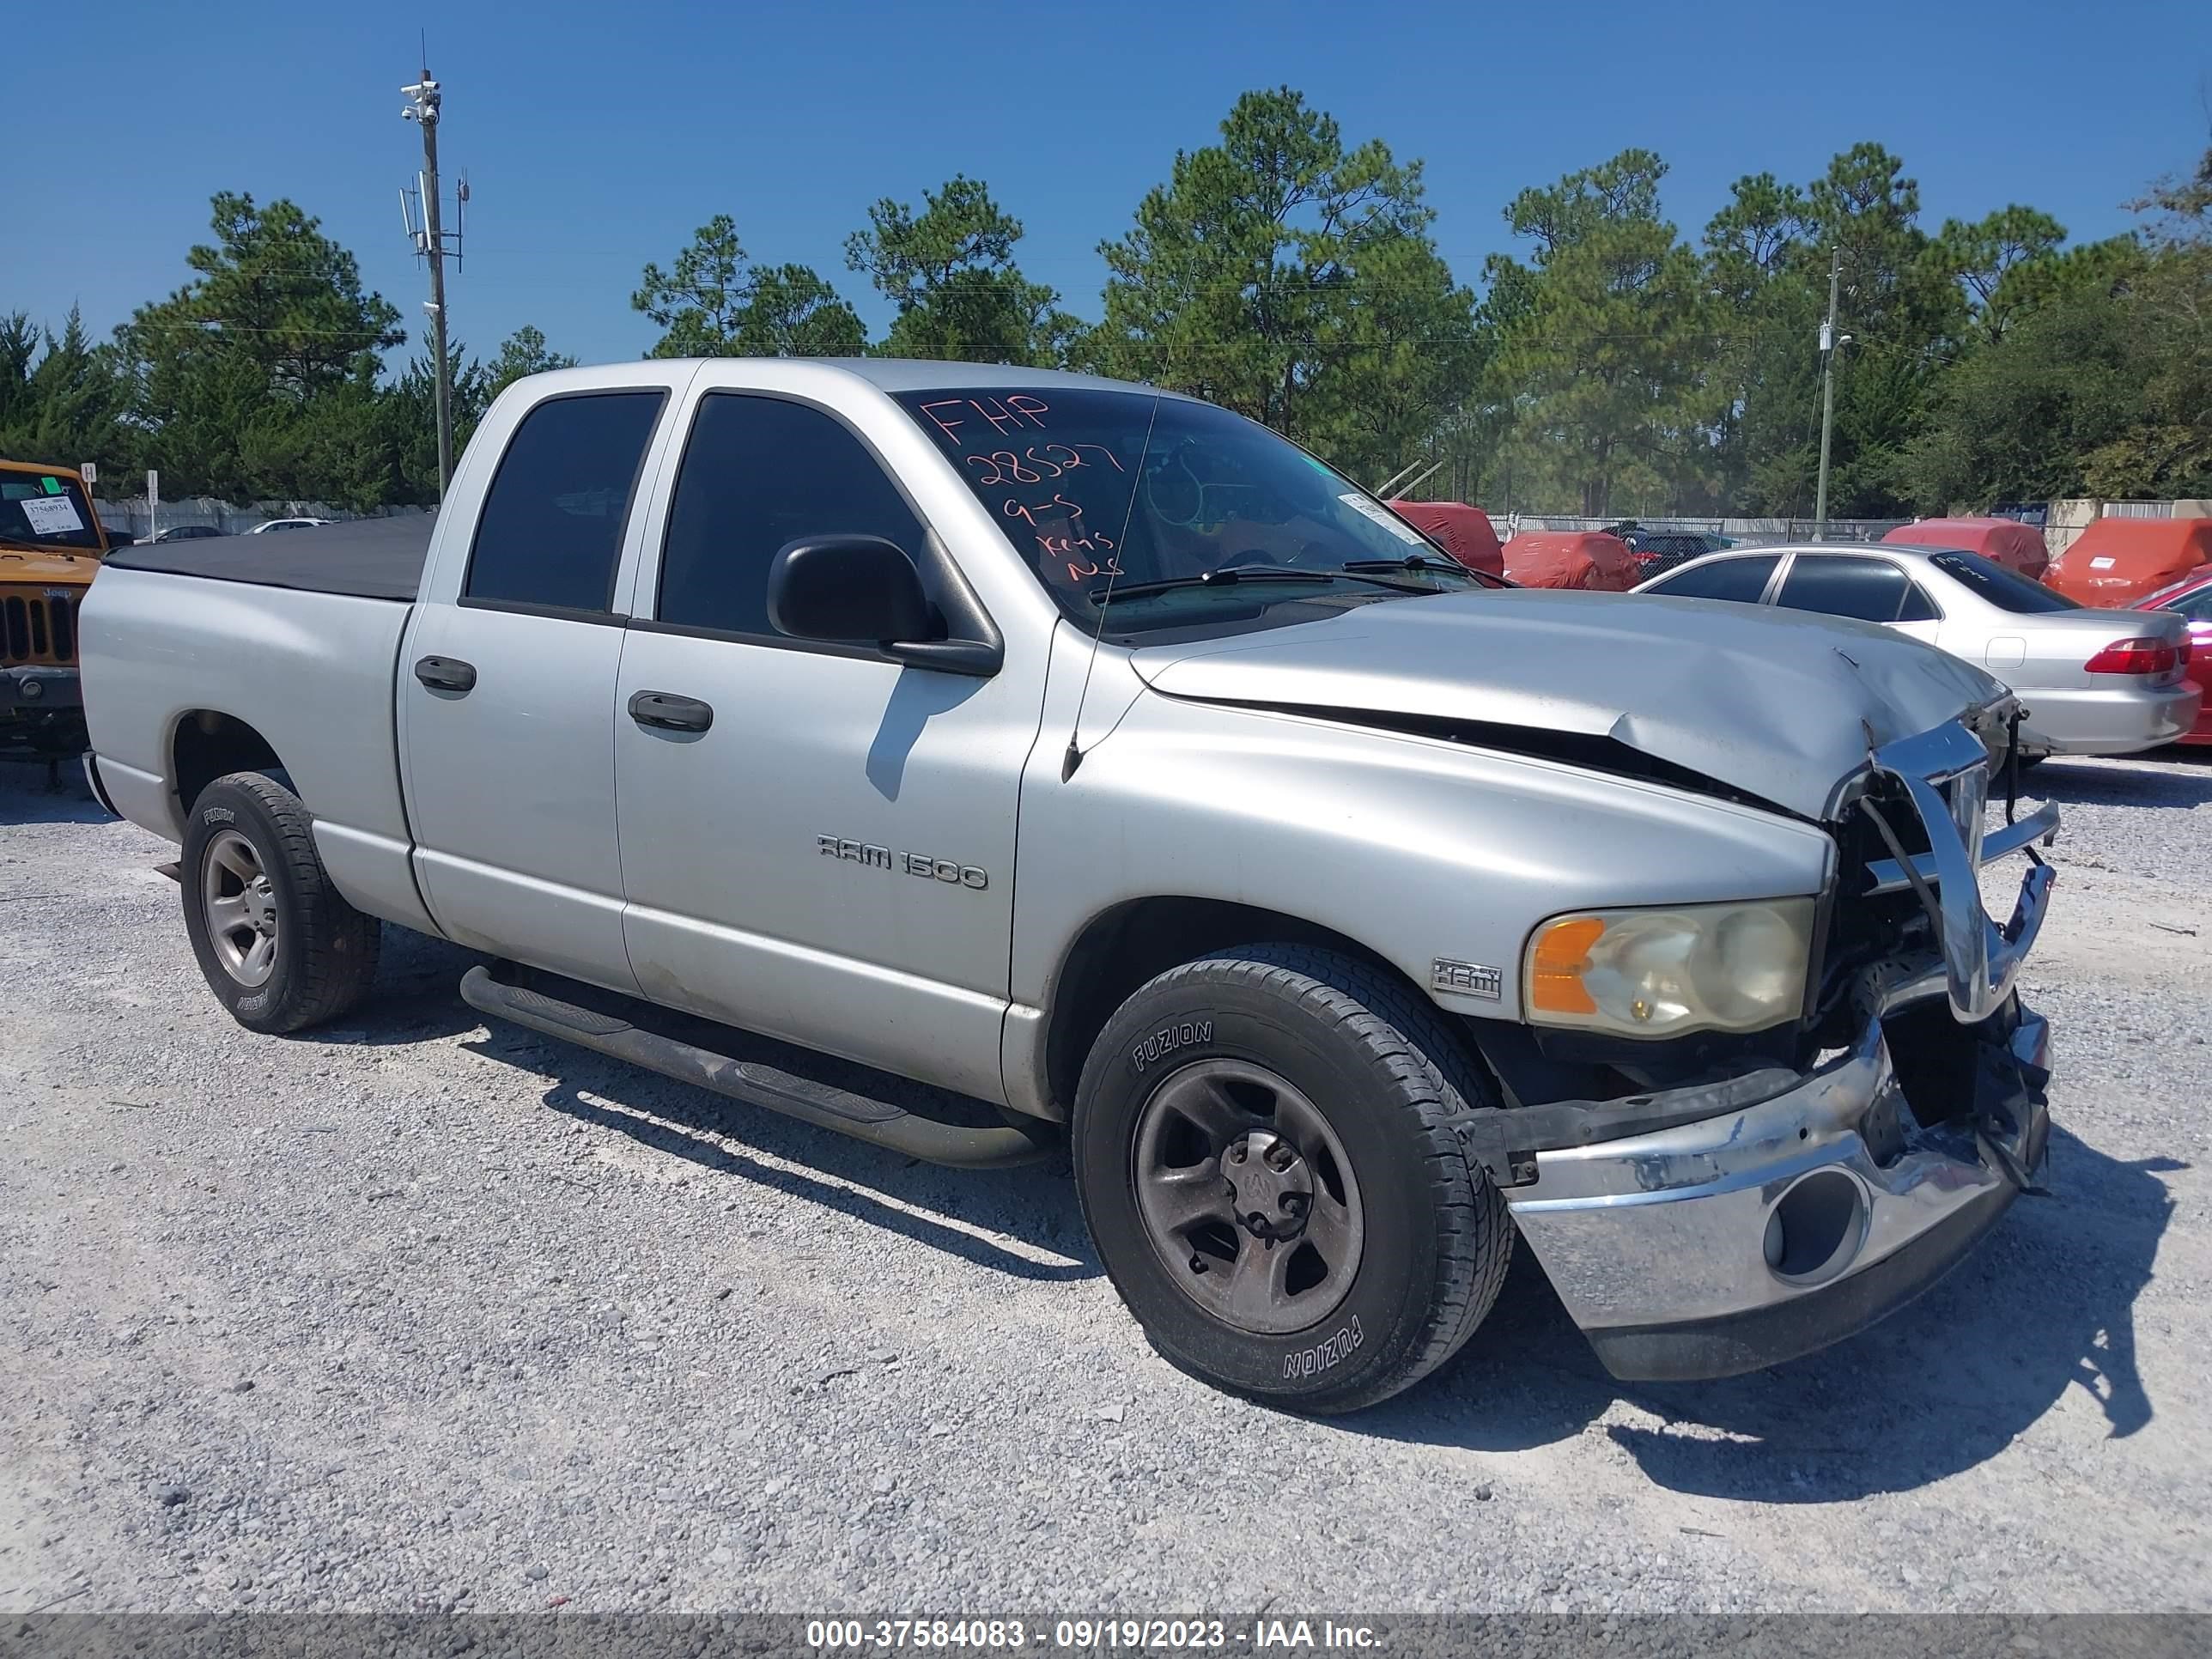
xmin=1073 ymin=945 xmax=1513 ymax=1413
xmin=180 ymin=772 xmax=381 ymax=1033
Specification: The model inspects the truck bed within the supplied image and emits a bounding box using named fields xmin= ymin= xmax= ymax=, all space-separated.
xmin=80 ymin=555 xmax=429 ymax=931
xmin=105 ymin=514 xmax=432 ymax=602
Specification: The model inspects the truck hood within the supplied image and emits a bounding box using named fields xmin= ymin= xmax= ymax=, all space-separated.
xmin=1129 ymin=588 xmax=2007 ymax=819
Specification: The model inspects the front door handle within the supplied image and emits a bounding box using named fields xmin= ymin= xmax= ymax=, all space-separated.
xmin=628 ymin=690 xmax=714 ymax=733
xmin=413 ymin=655 xmax=477 ymax=693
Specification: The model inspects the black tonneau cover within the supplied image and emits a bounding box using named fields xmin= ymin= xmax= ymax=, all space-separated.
xmin=104 ymin=514 xmax=434 ymax=602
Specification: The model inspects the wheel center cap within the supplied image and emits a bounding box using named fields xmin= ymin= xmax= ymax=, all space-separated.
xmin=1220 ymin=1129 xmax=1314 ymax=1243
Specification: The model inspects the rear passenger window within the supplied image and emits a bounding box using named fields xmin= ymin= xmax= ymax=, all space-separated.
xmin=1777 ymin=556 xmax=1912 ymax=623
xmin=1647 ymin=555 xmax=1778 ymax=604
xmin=657 ymin=394 xmax=925 ymax=638
xmin=465 ymin=391 xmax=666 ymax=613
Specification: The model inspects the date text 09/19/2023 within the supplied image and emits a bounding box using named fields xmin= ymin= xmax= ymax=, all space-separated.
xmin=804 ymin=1620 xmax=1382 ymax=1650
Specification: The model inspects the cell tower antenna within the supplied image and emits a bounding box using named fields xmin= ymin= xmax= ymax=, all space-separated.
xmin=400 ymin=55 xmax=462 ymax=495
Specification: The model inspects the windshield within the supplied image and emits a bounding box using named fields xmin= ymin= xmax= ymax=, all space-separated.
xmin=0 ymin=471 xmax=104 ymax=553
xmin=1929 ymin=550 xmax=2078 ymax=614
xmin=894 ymin=387 xmax=1480 ymax=632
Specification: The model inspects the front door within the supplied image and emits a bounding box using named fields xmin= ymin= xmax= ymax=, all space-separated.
xmin=400 ymin=385 xmax=673 ymax=993
xmin=611 ymin=389 xmax=1040 ymax=1103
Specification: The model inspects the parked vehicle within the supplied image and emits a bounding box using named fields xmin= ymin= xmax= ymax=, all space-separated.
xmin=247 ymin=517 xmax=334 ymax=534
xmin=1882 ymin=516 xmax=2048 ymax=580
xmin=1604 ymin=522 xmax=1733 ymax=582
xmin=1634 ymin=543 xmax=2197 ymax=758
xmin=83 ymin=361 xmax=2057 ymax=1411
xmin=2133 ymin=567 xmax=2212 ymax=747
xmin=3 ymin=459 xmax=131 ymax=769
xmin=1386 ymin=500 xmax=1504 ymax=576
xmin=145 ymin=524 xmax=225 ymax=543
xmin=2044 ymin=516 xmax=2212 ymax=607
xmin=1500 ymin=529 xmax=1638 ymax=590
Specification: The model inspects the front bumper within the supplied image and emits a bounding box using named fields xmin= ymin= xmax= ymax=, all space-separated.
xmin=1508 ymin=989 xmax=2050 ymax=1380
xmin=2018 ymin=680 xmax=2199 ymax=757
xmin=2 ymin=665 xmax=82 ymax=714
xmin=1504 ymin=717 xmax=2058 ymax=1382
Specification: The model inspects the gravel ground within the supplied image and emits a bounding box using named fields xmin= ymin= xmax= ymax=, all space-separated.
xmin=2 ymin=752 xmax=2208 ymax=1615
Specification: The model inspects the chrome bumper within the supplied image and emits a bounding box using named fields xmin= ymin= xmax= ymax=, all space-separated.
xmin=1504 ymin=717 xmax=2058 ymax=1381
xmin=1508 ymin=994 xmax=2049 ymax=1379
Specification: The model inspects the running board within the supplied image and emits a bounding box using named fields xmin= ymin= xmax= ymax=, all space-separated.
xmin=458 ymin=965 xmax=1050 ymax=1170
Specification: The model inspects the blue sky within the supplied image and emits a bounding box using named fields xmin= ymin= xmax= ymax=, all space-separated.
xmin=22 ymin=0 xmax=2211 ymax=368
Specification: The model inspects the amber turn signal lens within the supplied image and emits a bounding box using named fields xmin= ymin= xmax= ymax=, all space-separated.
xmin=1528 ymin=916 xmax=1606 ymax=1014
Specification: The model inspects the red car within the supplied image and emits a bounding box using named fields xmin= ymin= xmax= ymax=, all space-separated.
xmin=1882 ymin=515 xmax=2050 ymax=580
xmin=1384 ymin=500 xmax=1504 ymax=576
xmin=2133 ymin=566 xmax=2212 ymax=746
xmin=1499 ymin=529 xmax=1638 ymax=591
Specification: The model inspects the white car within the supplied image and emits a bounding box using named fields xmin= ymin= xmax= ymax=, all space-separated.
xmin=246 ymin=517 xmax=333 ymax=534
xmin=1635 ymin=542 xmax=2198 ymax=757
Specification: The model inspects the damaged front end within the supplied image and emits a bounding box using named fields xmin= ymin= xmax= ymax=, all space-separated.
xmin=1470 ymin=713 xmax=2059 ymax=1382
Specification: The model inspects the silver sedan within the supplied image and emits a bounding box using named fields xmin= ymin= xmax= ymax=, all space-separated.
xmin=1633 ymin=542 xmax=2199 ymax=757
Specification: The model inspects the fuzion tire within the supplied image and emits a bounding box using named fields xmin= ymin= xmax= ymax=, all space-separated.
xmin=180 ymin=771 xmax=381 ymax=1034
xmin=1073 ymin=945 xmax=1514 ymax=1413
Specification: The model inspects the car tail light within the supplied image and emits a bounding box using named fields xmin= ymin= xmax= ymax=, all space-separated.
xmin=2084 ymin=636 xmax=2180 ymax=676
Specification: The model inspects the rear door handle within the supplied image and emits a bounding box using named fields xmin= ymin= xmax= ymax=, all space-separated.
xmin=413 ymin=655 xmax=477 ymax=693
xmin=628 ymin=690 xmax=714 ymax=733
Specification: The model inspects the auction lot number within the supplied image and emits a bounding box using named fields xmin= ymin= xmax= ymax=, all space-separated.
xmin=806 ymin=1620 xmax=1237 ymax=1649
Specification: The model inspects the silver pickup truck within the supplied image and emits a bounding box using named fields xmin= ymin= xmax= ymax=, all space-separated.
xmin=81 ymin=360 xmax=2059 ymax=1412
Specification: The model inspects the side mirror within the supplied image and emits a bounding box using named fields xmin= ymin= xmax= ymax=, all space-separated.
xmin=768 ymin=535 xmax=930 ymax=645
xmin=103 ymin=532 xmax=137 ymax=550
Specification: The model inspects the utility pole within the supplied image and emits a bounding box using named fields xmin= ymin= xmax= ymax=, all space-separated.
xmin=401 ymin=64 xmax=462 ymax=497
xmin=1813 ymin=243 xmax=1842 ymax=539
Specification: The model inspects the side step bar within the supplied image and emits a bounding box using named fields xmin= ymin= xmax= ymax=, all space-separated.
xmin=458 ymin=965 xmax=1051 ymax=1170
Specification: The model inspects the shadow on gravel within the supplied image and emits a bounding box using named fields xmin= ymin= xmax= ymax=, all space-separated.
xmin=539 ymin=1076 xmax=1094 ymax=1283
xmin=1353 ymin=1125 xmax=2177 ymax=1503
xmin=260 ymin=926 xmax=1101 ymax=1278
xmin=289 ymin=927 xmax=494 ymax=1047
xmin=2028 ymin=759 xmax=2212 ymax=808
xmin=0 ymin=760 xmax=112 ymax=826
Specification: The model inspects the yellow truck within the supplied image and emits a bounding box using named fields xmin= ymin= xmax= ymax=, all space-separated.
xmin=2 ymin=459 xmax=129 ymax=777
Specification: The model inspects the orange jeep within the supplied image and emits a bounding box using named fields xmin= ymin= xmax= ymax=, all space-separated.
xmin=2 ymin=459 xmax=128 ymax=775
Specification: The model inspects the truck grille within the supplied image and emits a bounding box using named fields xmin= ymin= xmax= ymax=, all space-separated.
xmin=3 ymin=592 xmax=75 ymax=666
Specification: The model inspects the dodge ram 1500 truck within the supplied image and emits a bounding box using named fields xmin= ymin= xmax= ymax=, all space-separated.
xmin=81 ymin=360 xmax=2059 ymax=1412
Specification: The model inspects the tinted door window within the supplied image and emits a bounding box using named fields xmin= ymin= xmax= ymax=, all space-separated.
xmin=1645 ymin=555 xmax=1779 ymax=603
xmin=658 ymin=394 xmax=925 ymax=637
xmin=1776 ymin=556 xmax=1914 ymax=623
xmin=465 ymin=391 xmax=666 ymax=612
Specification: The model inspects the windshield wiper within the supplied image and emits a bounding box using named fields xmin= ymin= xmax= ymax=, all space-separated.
xmin=1341 ymin=555 xmax=1484 ymax=585
xmin=1088 ymin=564 xmax=1350 ymax=605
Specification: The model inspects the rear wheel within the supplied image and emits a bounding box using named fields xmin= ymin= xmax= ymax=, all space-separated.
xmin=180 ymin=772 xmax=380 ymax=1033
xmin=1073 ymin=945 xmax=1513 ymax=1413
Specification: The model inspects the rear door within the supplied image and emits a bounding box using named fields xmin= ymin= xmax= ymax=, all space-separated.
xmin=609 ymin=384 xmax=1039 ymax=1103
xmin=399 ymin=375 xmax=689 ymax=993
xmin=1772 ymin=554 xmax=1942 ymax=644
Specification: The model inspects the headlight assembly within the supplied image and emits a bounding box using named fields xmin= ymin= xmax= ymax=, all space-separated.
xmin=1523 ymin=897 xmax=1817 ymax=1038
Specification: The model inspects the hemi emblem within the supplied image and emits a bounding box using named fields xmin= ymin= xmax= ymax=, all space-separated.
xmin=1431 ymin=958 xmax=1503 ymax=1000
